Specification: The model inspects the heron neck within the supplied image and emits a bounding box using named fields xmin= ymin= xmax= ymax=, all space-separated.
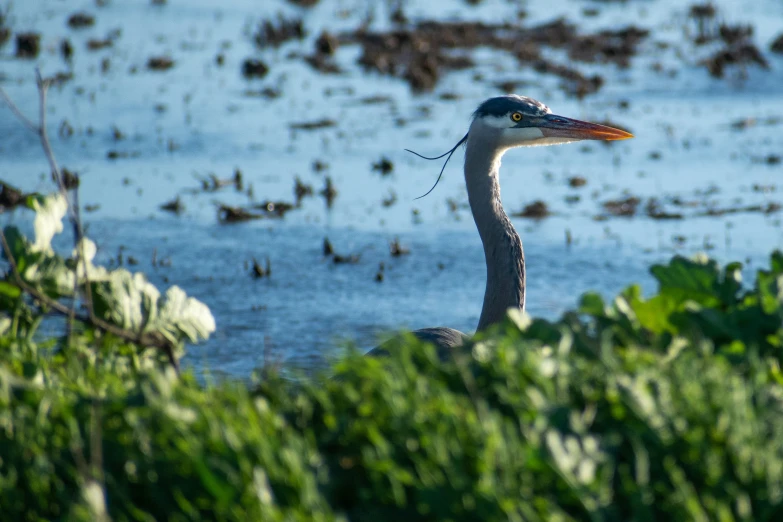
xmin=464 ymin=134 xmax=526 ymax=331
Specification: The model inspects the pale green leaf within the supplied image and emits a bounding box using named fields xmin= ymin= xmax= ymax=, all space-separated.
xmin=156 ymin=286 xmax=216 ymax=342
xmin=30 ymin=194 xmax=68 ymax=254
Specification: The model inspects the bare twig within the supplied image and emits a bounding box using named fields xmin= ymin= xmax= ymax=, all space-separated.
xmin=35 ymin=71 xmax=67 ymax=195
xmin=0 ymin=87 xmax=39 ymax=133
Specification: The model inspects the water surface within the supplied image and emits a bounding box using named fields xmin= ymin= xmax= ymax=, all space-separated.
xmin=2 ymin=0 xmax=783 ymax=375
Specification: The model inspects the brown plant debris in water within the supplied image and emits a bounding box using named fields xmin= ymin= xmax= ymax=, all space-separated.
xmin=0 ymin=180 xmax=25 ymax=212
xmin=160 ymin=196 xmax=184 ymax=214
xmin=286 ymin=0 xmax=320 ymax=7
xmin=218 ymin=205 xmax=262 ymax=223
xmin=698 ymin=202 xmax=781 ymax=217
xmin=290 ymin=118 xmax=336 ymax=130
xmin=253 ymin=16 xmax=305 ymax=48
xmin=688 ymin=3 xmax=718 ymax=45
xmin=512 ymin=200 xmax=550 ymax=219
xmin=196 ymin=172 xmax=242 ymax=192
xmin=382 ymin=190 xmax=397 ymax=208
xmin=67 ymin=12 xmax=95 ymax=29
xmin=0 ymin=11 xmax=9 ymax=48
xmin=389 ymin=237 xmax=409 ymax=257
xmin=294 ymin=176 xmax=314 ymax=202
xmin=241 ymin=59 xmax=270 ymax=79
xmin=87 ymin=38 xmax=113 ymax=51
xmin=595 ymin=194 xmax=779 ymax=220
xmin=304 ymin=31 xmax=342 ymax=73
xmin=686 ymin=4 xmax=769 ymax=78
xmin=252 ymin=200 xmax=296 ymax=218
xmin=333 ymin=253 xmax=361 ymax=264
xmin=602 ymin=196 xmax=641 ymax=217
xmin=312 ymin=160 xmax=329 ymax=172
xmin=752 ymin=154 xmax=782 ymax=165
xmin=61 ymin=168 xmax=80 ymax=190
xmin=315 ymin=31 xmax=338 ymax=55
xmin=771 ymin=33 xmax=783 ymax=54
xmin=320 ymin=176 xmax=338 ymax=207
xmin=323 ymin=237 xmax=360 ymax=264
xmin=730 ymin=116 xmax=781 ymax=130
xmin=372 ymin=157 xmax=394 ymax=175
xmin=342 ymin=18 xmax=647 ymax=95
xmin=304 ymin=53 xmax=341 ymax=74
xmin=645 ymin=198 xmax=683 ymax=220
xmin=323 ymin=238 xmax=334 ymax=256
xmin=567 ymin=27 xmax=648 ymax=67
xmin=15 ymin=33 xmax=41 ymax=59
xmin=147 ymin=56 xmax=175 ymax=71
xmin=703 ymin=40 xmax=768 ymax=78
xmin=243 ymin=87 xmax=281 ymax=99
xmin=252 ymin=257 xmax=272 ymax=278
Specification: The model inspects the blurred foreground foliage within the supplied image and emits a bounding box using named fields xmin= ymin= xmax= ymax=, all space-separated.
xmin=3 ymin=197 xmax=783 ymax=521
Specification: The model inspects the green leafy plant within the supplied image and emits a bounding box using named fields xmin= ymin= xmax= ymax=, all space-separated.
xmin=3 ymin=72 xmax=783 ymax=522
xmin=1 ymin=193 xmax=215 ymax=370
xmin=4 ymin=193 xmax=783 ymax=521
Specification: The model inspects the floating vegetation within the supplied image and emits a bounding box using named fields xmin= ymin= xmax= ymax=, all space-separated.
xmin=513 ymin=200 xmax=551 ymax=219
xmin=147 ymin=56 xmax=175 ymax=71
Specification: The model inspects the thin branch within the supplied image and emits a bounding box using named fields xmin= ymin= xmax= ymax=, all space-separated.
xmin=35 ymin=70 xmax=67 ymax=197
xmin=0 ymin=86 xmax=39 ymax=133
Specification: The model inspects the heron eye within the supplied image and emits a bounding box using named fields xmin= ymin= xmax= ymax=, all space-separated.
xmin=511 ymin=112 xmax=523 ymax=122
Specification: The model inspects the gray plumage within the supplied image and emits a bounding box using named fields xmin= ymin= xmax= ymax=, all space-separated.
xmin=368 ymin=95 xmax=633 ymax=357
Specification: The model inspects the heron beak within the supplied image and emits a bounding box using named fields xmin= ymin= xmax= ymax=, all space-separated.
xmin=539 ymin=114 xmax=634 ymax=141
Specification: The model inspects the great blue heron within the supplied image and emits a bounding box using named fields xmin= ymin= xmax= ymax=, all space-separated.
xmin=369 ymin=94 xmax=633 ymax=356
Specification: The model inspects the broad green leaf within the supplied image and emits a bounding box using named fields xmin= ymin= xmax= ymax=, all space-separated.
xmin=91 ymin=269 xmax=214 ymax=344
xmin=150 ymin=286 xmax=215 ymax=343
xmin=91 ymin=269 xmax=160 ymax=331
xmin=686 ymin=307 xmax=737 ymax=341
xmin=579 ymin=292 xmax=606 ymax=317
xmin=650 ymin=255 xmax=722 ymax=307
xmin=630 ymin=294 xmax=680 ymax=334
xmin=157 ymin=286 xmax=215 ymax=342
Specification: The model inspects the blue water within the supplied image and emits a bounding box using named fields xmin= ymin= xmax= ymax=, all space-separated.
xmin=2 ymin=0 xmax=783 ymax=376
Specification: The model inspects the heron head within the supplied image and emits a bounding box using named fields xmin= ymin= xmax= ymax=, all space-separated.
xmin=409 ymin=95 xmax=633 ymax=199
xmin=472 ymin=94 xmax=633 ymax=149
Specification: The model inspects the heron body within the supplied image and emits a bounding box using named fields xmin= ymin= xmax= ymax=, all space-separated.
xmin=370 ymin=95 xmax=632 ymax=356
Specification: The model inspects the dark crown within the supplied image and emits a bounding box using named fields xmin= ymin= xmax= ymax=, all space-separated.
xmin=473 ymin=95 xmax=550 ymax=119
